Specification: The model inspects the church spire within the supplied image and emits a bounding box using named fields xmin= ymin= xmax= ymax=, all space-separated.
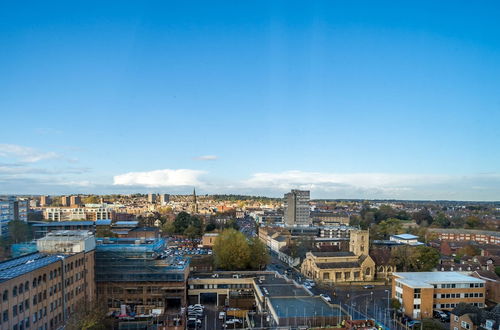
xmin=192 ymin=188 xmax=198 ymax=213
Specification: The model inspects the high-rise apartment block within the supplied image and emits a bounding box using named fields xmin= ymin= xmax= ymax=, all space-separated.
xmin=283 ymin=190 xmax=310 ymax=226
xmin=160 ymin=194 xmax=170 ymax=205
xmin=60 ymin=196 xmax=70 ymax=207
xmin=40 ymin=196 xmax=51 ymax=207
xmin=0 ymin=196 xmax=29 ymax=237
xmin=148 ymin=193 xmax=157 ymax=204
xmin=69 ymin=196 xmax=81 ymax=207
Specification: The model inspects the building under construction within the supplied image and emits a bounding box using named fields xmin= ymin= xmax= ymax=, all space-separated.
xmin=95 ymin=237 xmax=190 ymax=319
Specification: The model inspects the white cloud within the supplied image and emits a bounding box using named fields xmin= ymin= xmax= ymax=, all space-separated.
xmin=113 ymin=169 xmax=205 ymax=187
xmin=0 ymin=144 xmax=59 ymax=163
xmin=194 ymin=155 xmax=218 ymax=161
xmin=241 ymin=170 xmax=500 ymax=199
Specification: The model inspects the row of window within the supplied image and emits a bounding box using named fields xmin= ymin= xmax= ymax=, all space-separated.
xmin=434 ymin=292 xmax=483 ymax=299
xmin=433 ymin=302 xmax=484 ymax=309
xmin=434 ymin=283 xmax=484 ymax=289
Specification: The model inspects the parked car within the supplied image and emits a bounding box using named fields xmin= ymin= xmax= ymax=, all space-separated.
xmin=363 ymin=285 xmax=374 ymax=289
xmin=219 ymin=312 xmax=226 ymax=320
xmin=434 ymin=310 xmax=449 ymax=321
xmin=320 ymin=294 xmax=332 ymax=302
xmin=225 ymin=318 xmax=242 ymax=325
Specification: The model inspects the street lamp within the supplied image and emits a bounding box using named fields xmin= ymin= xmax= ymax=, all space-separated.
xmin=384 ymin=289 xmax=390 ymax=327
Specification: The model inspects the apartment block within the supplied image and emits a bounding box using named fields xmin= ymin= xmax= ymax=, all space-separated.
xmin=0 ymin=197 xmax=29 ymax=237
xmin=283 ymin=190 xmax=310 ymax=226
xmin=60 ymin=196 xmax=70 ymax=207
xmin=0 ymin=231 xmax=95 ymax=329
xmin=429 ymin=229 xmax=500 ymax=246
xmin=392 ymin=272 xmax=486 ymax=320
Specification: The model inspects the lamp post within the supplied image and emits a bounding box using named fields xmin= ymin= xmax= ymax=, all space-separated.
xmin=385 ymin=289 xmax=390 ymax=327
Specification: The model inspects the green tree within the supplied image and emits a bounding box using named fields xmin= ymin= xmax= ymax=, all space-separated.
xmin=456 ymin=245 xmax=480 ymax=258
xmin=372 ymin=218 xmax=403 ymax=240
xmin=213 ymin=229 xmax=251 ymax=270
xmin=421 ymin=318 xmax=445 ymax=330
xmin=184 ymin=225 xmax=201 ymax=239
xmin=412 ymin=209 xmax=433 ymax=226
xmin=464 ymin=216 xmax=480 ymax=229
xmin=433 ymin=212 xmax=450 ymax=228
xmin=410 ymin=246 xmax=440 ymax=271
xmin=83 ymin=195 xmax=100 ymax=204
xmin=161 ymin=222 xmax=176 ymax=235
xmin=173 ymin=212 xmax=193 ymax=233
xmin=8 ymin=220 xmax=31 ymax=243
xmin=65 ymin=300 xmax=112 ymax=330
xmin=390 ymin=298 xmax=401 ymax=310
xmin=248 ymin=237 xmax=270 ymax=270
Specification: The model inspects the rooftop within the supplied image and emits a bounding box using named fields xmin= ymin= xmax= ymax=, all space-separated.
xmin=391 ymin=234 xmax=418 ymax=240
xmin=269 ymin=297 xmax=345 ymax=318
xmin=393 ymin=272 xmax=485 ymax=288
xmin=0 ymin=253 xmax=64 ymax=283
xmin=32 ymin=221 xmax=94 ymax=227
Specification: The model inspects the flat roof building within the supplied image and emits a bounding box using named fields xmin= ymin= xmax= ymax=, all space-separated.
xmin=392 ymin=272 xmax=486 ymax=320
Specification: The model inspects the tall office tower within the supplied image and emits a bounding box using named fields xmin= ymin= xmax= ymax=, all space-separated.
xmin=160 ymin=194 xmax=170 ymax=205
xmin=70 ymin=195 xmax=81 ymax=206
xmin=148 ymin=193 xmax=157 ymax=204
xmin=283 ymin=190 xmax=311 ymax=226
xmin=61 ymin=195 xmax=71 ymax=206
xmin=40 ymin=195 xmax=51 ymax=206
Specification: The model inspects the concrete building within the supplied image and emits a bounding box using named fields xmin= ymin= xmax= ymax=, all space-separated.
xmin=0 ymin=230 xmax=95 ymax=329
xmin=159 ymin=194 xmax=170 ymax=206
xmin=311 ymin=211 xmax=350 ymax=225
xmin=147 ymin=193 xmax=157 ymax=204
xmin=283 ymin=190 xmax=310 ymax=226
xmin=69 ymin=196 xmax=81 ymax=207
xmin=60 ymin=196 xmax=70 ymax=207
xmin=0 ymin=196 xmax=29 ymax=237
xmin=392 ymin=272 xmax=486 ymax=319
xmin=40 ymin=196 xmax=51 ymax=207
xmin=201 ymin=233 xmax=219 ymax=248
xmin=389 ymin=233 xmax=424 ymax=246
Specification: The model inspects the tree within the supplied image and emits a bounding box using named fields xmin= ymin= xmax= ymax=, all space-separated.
xmin=213 ymin=229 xmax=251 ymax=270
xmin=161 ymin=222 xmax=176 ymax=235
xmin=371 ymin=218 xmax=403 ymax=240
xmin=205 ymin=223 xmax=216 ymax=232
xmin=391 ymin=246 xmax=413 ymax=272
xmin=412 ymin=209 xmax=433 ymax=226
xmin=248 ymin=237 xmax=270 ymax=270
xmin=8 ymin=220 xmax=31 ymax=243
xmin=433 ymin=212 xmax=450 ymax=228
xmin=421 ymin=318 xmax=445 ymax=330
xmin=456 ymin=245 xmax=480 ymax=258
xmin=410 ymin=246 xmax=440 ymax=271
xmin=83 ymin=195 xmax=100 ymax=204
xmin=65 ymin=300 xmax=112 ymax=330
xmin=464 ymin=216 xmax=480 ymax=229
xmin=184 ymin=225 xmax=201 ymax=239
xmin=390 ymin=298 xmax=401 ymax=310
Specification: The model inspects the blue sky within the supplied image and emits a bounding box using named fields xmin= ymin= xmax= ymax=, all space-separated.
xmin=1 ymin=1 xmax=499 ymax=200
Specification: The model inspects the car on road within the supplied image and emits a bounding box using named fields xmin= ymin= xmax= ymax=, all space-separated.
xmin=408 ymin=320 xmax=421 ymax=328
xmin=363 ymin=285 xmax=374 ymax=289
xmin=219 ymin=311 xmax=226 ymax=320
xmin=320 ymin=294 xmax=332 ymax=302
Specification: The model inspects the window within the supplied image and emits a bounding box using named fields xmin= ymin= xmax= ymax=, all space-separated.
xmin=24 ymin=281 xmax=29 ymax=291
xmin=2 ymin=290 xmax=7 ymax=301
xmin=13 ymin=286 xmax=18 ymax=297
xmin=13 ymin=305 xmax=18 ymax=316
xmin=3 ymin=310 xmax=8 ymax=322
xmin=19 ymin=284 xmax=24 ymax=294
xmin=461 ymin=321 xmax=470 ymax=329
xmin=413 ymin=304 xmax=420 ymax=309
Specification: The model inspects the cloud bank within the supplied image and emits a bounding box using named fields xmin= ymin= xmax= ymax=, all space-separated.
xmin=113 ymin=169 xmax=205 ymax=187
xmin=0 ymin=144 xmax=59 ymax=163
xmin=194 ymin=155 xmax=218 ymax=161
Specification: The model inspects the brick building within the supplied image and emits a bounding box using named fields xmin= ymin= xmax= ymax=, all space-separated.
xmin=0 ymin=230 xmax=95 ymax=329
xmin=392 ymin=272 xmax=486 ymax=320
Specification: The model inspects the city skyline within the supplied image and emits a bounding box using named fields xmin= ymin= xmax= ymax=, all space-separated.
xmin=1 ymin=1 xmax=500 ymax=200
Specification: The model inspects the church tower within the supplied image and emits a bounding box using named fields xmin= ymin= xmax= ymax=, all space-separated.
xmin=191 ymin=188 xmax=198 ymax=214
